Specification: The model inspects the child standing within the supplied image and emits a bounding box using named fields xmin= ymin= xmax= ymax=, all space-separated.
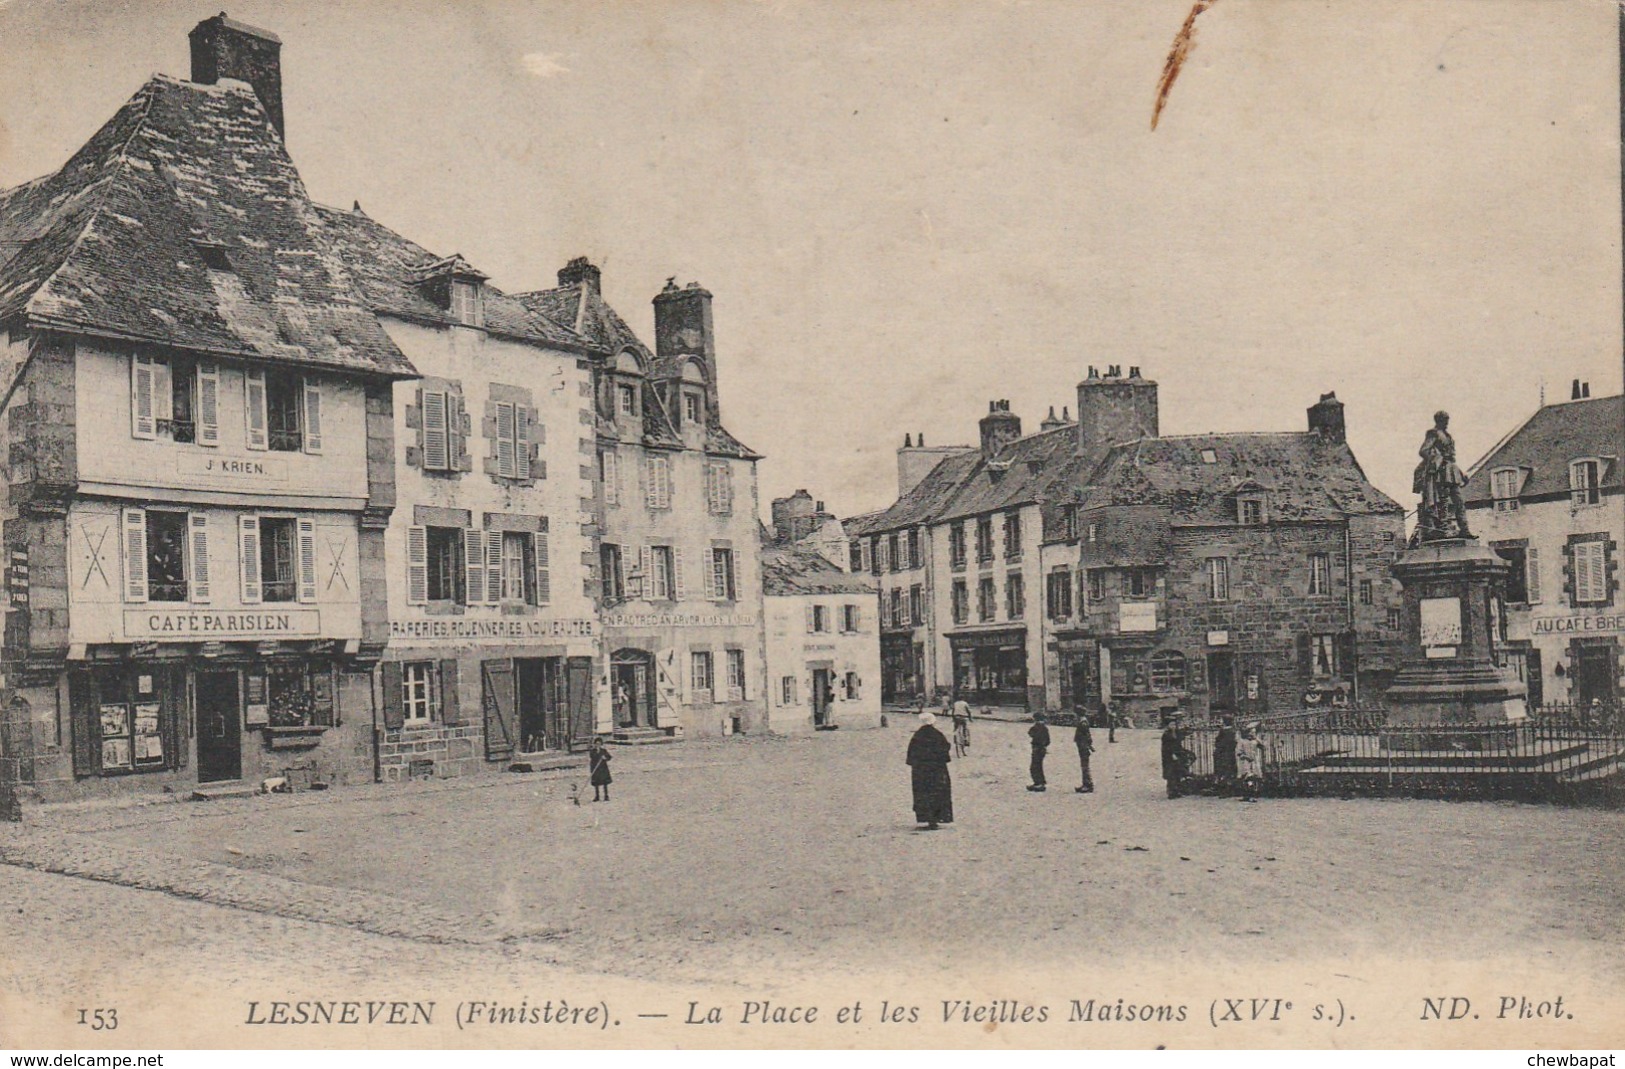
xmin=589 ymin=738 xmax=614 ymax=802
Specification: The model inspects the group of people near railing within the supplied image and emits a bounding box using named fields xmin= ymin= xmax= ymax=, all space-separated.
xmin=1162 ymin=712 xmax=1266 ymax=801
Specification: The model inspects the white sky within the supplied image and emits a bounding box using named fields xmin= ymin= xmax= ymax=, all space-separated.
xmin=0 ymin=0 xmax=1619 ymax=517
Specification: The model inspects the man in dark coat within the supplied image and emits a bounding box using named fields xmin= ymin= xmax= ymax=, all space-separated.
xmin=1212 ymin=715 xmax=1238 ymax=790
xmin=906 ymin=712 xmax=953 ymax=829
xmin=1161 ymin=714 xmax=1193 ymax=799
xmin=1073 ymin=714 xmax=1094 ymax=794
xmin=1027 ymin=713 xmax=1051 ymax=792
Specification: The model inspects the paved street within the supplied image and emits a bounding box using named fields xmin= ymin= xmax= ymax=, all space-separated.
xmin=5 ymin=720 xmax=1622 ymax=1000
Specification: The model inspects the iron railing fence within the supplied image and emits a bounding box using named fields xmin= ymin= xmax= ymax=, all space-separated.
xmin=1173 ymin=705 xmax=1625 ymax=802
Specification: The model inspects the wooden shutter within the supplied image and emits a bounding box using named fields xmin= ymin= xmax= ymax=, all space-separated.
xmin=603 ymin=450 xmax=619 ymax=506
xmin=645 ymin=456 xmax=660 ymax=509
xmin=495 ymin=402 xmax=517 ymax=479
xmin=485 ymin=531 xmax=504 ymax=604
xmin=720 ymin=465 xmax=733 ymax=513
xmin=422 ymin=390 xmax=449 ymax=470
xmin=1338 ymin=632 xmax=1357 ymax=680
xmin=188 ymin=512 xmax=211 ymax=604
xmin=237 ymin=515 xmax=262 ymax=604
xmin=69 ymin=671 xmax=99 ymax=778
xmin=671 ymin=546 xmax=685 ymax=601
xmin=806 ymin=603 xmax=816 ymax=633
xmin=1527 ymin=547 xmax=1542 ymax=603
xmin=121 ymin=507 xmax=148 ymax=603
xmin=514 ymin=407 xmax=531 ymax=480
xmin=1296 ymin=633 xmax=1314 ymax=677
xmin=195 ymin=362 xmax=220 ymax=446
xmin=244 ymin=367 xmax=268 ymax=450
xmin=1574 ymin=544 xmax=1593 ymax=604
xmin=381 ymin=660 xmax=405 ymax=731
xmin=130 ymin=354 xmax=157 ymax=439
xmin=481 ymin=658 xmax=517 ymax=760
xmin=464 ymin=528 xmax=487 ymax=605
xmin=640 ymin=545 xmax=654 ymax=600
xmin=447 ymin=394 xmax=467 ymax=472
xmin=302 ymin=378 xmax=323 ymax=454
xmin=406 ymin=525 xmax=428 ymax=605
xmin=533 ymin=529 xmax=551 ymax=606
xmin=296 ymin=517 xmax=317 ymax=603
xmin=704 ymin=548 xmax=719 ymax=600
xmin=439 ymin=659 xmax=461 ymax=725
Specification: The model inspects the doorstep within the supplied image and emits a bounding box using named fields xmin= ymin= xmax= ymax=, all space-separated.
xmin=190 ymin=780 xmax=260 ymax=801
xmin=507 ymin=752 xmax=587 ymax=774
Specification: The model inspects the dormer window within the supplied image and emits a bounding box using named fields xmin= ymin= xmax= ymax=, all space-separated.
xmin=1200 ymin=448 xmax=1217 ymax=464
xmin=450 ymin=280 xmax=484 ymax=328
xmin=1570 ymin=459 xmax=1602 ymax=508
xmin=617 ymin=383 xmax=639 ymax=416
xmin=1491 ymin=467 xmax=1524 ymax=511
xmin=191 ymin=241 xmax=233 ymax=272
xmin=1238 ymin=496 xmax=1265 ymax=525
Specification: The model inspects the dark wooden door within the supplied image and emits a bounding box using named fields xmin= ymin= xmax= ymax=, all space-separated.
xmin=482 ymin=658 xmax=517 ymax=761
xmin=567 ymin=657 xmax=594 ymax=747
xmin=195 ymin=670 xmax=241 ymax=783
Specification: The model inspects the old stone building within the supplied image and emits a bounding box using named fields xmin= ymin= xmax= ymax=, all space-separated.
xmin=1464 ymin=385 xmax=1625 ymax=709
xmin=761 ymin=544 xmax=880 ymax=732
xmin=517 ymin=265 xmax=766 ymax=739
xmin=0 ymin=16 xmax=414 ymax=799
xmin=318 ymin=210 xmax=601 ymax=780
xmin=852 ymin=370 xmax=1406 ymax=721
xmin=1053 ymin=392 xmax=1407 ymax=722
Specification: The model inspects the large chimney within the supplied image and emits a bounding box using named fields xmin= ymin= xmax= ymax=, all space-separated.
xmin=652 ymin=279 xmax=719 ymax=422
xmin=1076 ymin=365 xmax=1158 ymax=454
xmin=558 ymin=256 xmax=601 ymax=297
xmin=979 ymin=399 xmax=1022 ymax=458
xmin=1308 ymin=391 xmax=1346 ymax=443
xmin=190 ymin=14 xmax=285 ymax=139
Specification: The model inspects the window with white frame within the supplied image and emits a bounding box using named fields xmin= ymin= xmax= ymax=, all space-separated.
xmin=726 ymin=649 xmax=746 ymax=698
xmin=1206 ymin=557 xmax=1229 ymax=601
xmin=645 ymin=454 xmax=673 ymax=509
xmin=908 ymin=585 xmax=923 ymax=625
xmin=705 ymin=462 xmax=733 ymax=515
xmin=403 ymin=662 xmax=435 ymax=723
xmin=1309 ymin=553 xmax=1332 ymax=596
xmin=130 ymin=354 xmax=218 ymax=445
xmin=234 ymin=514 xmax=317 ymax=607
xmin=617 ymin=382 xmax=639 ymax=416
xmin=810 ymin=604 xmax=830 ymax=633
xmin=843 ymin=671 xmax=860 ymax=700
xmin=1570 ymin=459 xmax=1602 ymax=508
xmin=843 ymin=603 xmax=862 ymax=632
xmin=450 ymin=280 xmax=484 ymax=327
xmin=500 ymin=532 xmax=528 ymax=602
xmin=690 ymin=650 xmax=714 ymax=694
xmin=1046 ymin=568 xmax=1072 ymax=620
xmin=1491 ymin=468 xmax=1522 ymax=511
xmin=492 ymin=400 xmax=531 ymax=480
xmin=1238 ymin=498 xmax=1264 ymax=525
xmin=683 ymin=390 xmax=704 ymax=425
xmin=781 ymin=676 xmax=798 ymax=705
xmin=645 ymin=545 xmax=677 ymax=601
xmin=708 ymin=546 xmax=737 ymax=601
xmin=1311 ymin=634 xmax=1339 ymax=677
xmin=889 ymin=587 xmax=903 ymax=628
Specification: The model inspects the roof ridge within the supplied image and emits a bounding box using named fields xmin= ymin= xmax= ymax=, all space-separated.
xmin=29 ymin=81 xmax=161 ymax=319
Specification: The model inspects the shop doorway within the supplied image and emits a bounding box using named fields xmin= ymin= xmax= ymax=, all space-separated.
xmin=1206 ymin=652 xmax=1236 ymax=715
xmin=612 ymin=649 xmax=657 ymax=729
xmin=811 ymin=668 xmax=833 ymax=726
xmin=195 ymin=670 xmax=242 ymax=783
xmin=1573 ymin=644 xmax=1617 ymax=711
xmin=516 ymin=657 xmax=566 ymax=752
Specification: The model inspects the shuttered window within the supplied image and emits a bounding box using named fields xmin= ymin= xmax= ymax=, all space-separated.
xmin=302 ymin=378 xmax=323 ymax=454
xmin=121 ymin=508 xmax=148 ymax=603
xmin=465 ymin=528 xmax=488 ymax=605
xmin=1573 ymin=540 xmax=1609 ymax=605
xmin=406 ymin=525 xmax=429 ymax=605
xmin=131 ymin=355 xmax=157 ymax=440
xmin=422 ymin=389 xmax=450 ymax=470
xmin=645 ymin=455 xmax=673 ymax=509
xmin=244 ymin=368 xmax=268 ymax=450
xmin=1527 ymin=547 xmax=1542 ymax=604
xmin=188 ymin=513 xmax=211 ymax=604
xmin=495 ymin=402 xmax=518 ymax=479
xmin=705 ymin=462 xmax=733 ymax=515
xmin=196 ymin=362 xmax=220 ymax=446
xmin=533 ymin=528 xmax=550 ymax=606
xmin=602 ymin=449 xmax=620 ymax=506
xmin=238 ymin=516 xmax=262 ymax=604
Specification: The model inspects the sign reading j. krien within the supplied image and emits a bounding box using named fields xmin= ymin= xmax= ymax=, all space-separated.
xmin=124 ymin=608 xmax=322 ymax=638
xmin=176 ymin=454 xmax=290 ymax=484
xmin=389 ymin=618 xmax=596 ymax=641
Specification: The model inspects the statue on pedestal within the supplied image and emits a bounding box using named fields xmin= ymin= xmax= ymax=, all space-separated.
xmin=1411 ymin=410 xmax=1472 ymax=543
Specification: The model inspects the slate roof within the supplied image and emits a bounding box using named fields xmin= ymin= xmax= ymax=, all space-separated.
xmin=314 ymin=205 xmax=594 ymax=352
xmin=515 ymin=280 xmax=760 ymax=460
xmin=935 ymin=424 xmax=1100 ymax=524
xmin=851 ymin=448 xmax=982 ymax=534
xmin=762 ymin=546 xmax=877 ymax=597
xmin=1463 ymin=394 xmax=1623 ymax=504
xmin=0 ymin=75 xmax=415 ymax=382
xmin=1080 ymin=432 xmax=1403 ymax=524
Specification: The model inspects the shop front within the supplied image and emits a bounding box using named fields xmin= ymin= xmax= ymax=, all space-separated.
xmin=1050 ymin=631 xmax=1099 ymax=717
xmin=949 ymin=628 xmax=1028 ymax=708
xmin=881 ymin=632 xmax=923 ymax=705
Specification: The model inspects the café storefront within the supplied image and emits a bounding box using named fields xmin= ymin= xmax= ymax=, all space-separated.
xmin=948 ymin=627 xmax=1028 ymax=708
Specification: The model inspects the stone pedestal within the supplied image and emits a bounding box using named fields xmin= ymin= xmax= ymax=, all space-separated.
xmin=1384 ymin=538 xmax=1527 ymax=726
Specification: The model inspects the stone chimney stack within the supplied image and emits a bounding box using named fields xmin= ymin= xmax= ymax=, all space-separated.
xmin=191 ymin=14 xmax=284 ymax=139
xmin=1076 ymin=365 xmax=1158 ymax=455
xmin=558 ymin=256 xmax=601 ymax=297
xmin=652 ymin=279 xmax=719 ymax=422
xmin=1308 ymin=391 xmax=1346 ymax=443
xmin=979 ymin=400 xmax=1022 ymax=458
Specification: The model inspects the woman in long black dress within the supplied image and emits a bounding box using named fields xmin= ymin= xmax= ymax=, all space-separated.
xmin=906 ymin=712 xmax=953 ymax=830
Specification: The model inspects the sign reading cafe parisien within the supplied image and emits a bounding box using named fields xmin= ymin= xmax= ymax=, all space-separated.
xmin=124 ymin=609 xmax=322 ymax=638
